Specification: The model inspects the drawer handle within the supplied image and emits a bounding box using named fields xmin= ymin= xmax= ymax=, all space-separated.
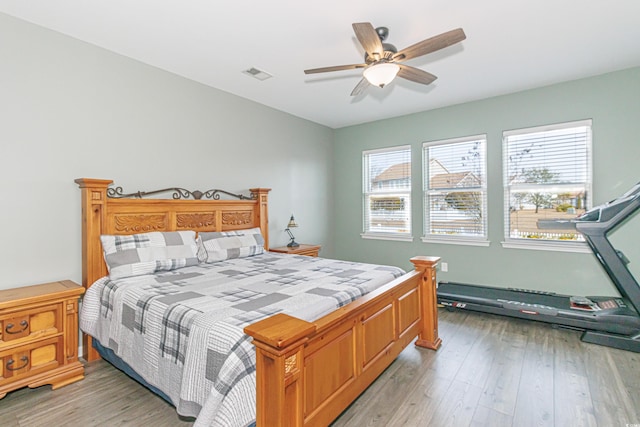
xmin=6 ymin=356 xmax=29 ymax=371
xmin=5 ymin=320 xmax=29 ymax=334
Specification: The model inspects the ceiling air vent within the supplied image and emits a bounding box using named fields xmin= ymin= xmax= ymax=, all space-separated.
xmin=242 ymin=67 xmax=273 ymax=81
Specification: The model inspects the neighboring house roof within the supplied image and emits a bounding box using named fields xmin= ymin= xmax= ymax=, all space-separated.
xmin=373 ymin=159 xmax=452 ymax=184
xmin=430 ymin=171 xmax=480 ymax=189
xmin=428 ymin=159 xmax=449 ymax=176
xmin=372 ymin=162 xmax=411 ymax=183
xmin=372 ymin=160 xmax=480 ymax=189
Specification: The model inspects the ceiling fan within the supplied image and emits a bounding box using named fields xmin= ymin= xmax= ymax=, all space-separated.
xmin=304 ymin=23 xmax=466 ymax=96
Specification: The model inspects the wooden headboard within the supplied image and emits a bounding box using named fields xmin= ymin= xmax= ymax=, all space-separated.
xmin=75 ymin=178 xmax=271 ymax=291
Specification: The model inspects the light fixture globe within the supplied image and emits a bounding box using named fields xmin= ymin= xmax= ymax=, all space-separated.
xmin=363 ymin=62 xmax=400 ymax=88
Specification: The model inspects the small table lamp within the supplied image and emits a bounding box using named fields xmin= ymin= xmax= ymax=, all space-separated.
xmin=285 ymin=214 xmax=299 ymax=247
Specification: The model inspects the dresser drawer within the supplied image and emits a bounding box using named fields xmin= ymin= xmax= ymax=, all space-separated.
xmin=0 ymin=336 xmax=64 ymax=384
xmin=0 ymin=303 xmax=62 ymax=345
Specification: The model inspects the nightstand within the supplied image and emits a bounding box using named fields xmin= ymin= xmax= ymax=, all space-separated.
xmin=270 ymin=244 xmax=322 ymax=257
xmin=0 ymin=280 xmax=85 ymax=399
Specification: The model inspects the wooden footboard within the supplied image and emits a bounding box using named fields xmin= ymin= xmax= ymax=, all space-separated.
xmin=245 ymin=256 xmax=440 ymax=427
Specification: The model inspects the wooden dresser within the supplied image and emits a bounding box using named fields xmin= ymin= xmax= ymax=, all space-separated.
xmin=270 ymin=243 xmax=322 ymax=257
xmin=0 ymin=280 xmax=85 ymax=398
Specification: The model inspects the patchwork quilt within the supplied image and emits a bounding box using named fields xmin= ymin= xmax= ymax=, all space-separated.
xmin=80 ymin=253 xmax=405 ymax=427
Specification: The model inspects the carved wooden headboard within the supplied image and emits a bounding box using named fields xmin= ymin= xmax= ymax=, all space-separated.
xmin=75 ymin=178 xmax=271 ymax=290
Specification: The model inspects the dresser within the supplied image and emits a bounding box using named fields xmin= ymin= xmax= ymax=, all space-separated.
xmin=0 ymin=280 xmax=85 ymax=398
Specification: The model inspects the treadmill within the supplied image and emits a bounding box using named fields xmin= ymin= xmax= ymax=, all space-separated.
xmin=437 ymin=181 xmax=640 ymax=352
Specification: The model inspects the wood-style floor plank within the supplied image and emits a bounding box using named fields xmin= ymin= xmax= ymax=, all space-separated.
xmin=454 ymin=313 xmax=504 ymax=388
xmin=551 ymin=327 xmax=598 ymax=427
xmin=512 ymin=324 xmax=555 ymax=427
xmin=1 ymin=308 xmax=639 ymax=427
xmin=584 ymin=343 xmax=638 ymax=427
xmin=476 ymin=317 xmax=527 ymax=416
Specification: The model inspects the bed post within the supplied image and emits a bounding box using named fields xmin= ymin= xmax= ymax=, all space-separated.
xmin=250 ymin=188 xmax=271 ymax=250
xmin=410 ymin=256 xmax=442 ymax=350
xmin=75 ymin=178 xmax=112 ymax=361
xmin=244 ymin=313 xmax=315 ymax=427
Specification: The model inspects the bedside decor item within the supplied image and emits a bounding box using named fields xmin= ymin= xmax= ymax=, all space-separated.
xmin=285 ymin=214 xmax=299 ymax=247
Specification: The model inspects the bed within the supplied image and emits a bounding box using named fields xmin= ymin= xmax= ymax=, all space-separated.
xmin=75 ymin=178 xmax=441 ymax=427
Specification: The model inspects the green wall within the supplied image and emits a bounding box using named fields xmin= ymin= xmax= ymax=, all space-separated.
xmin=333 ymin=67 xmax=640 ymax=297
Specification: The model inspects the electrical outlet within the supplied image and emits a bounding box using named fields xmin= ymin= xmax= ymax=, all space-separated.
xmin=441 ymin=262 xmax=448 ymax=272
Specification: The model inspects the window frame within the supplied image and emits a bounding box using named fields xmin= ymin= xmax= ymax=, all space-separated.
xmin=502 ymin=119 xmax=593 ymax=253
xmin=422 ymin=135 xmax=489 ymax=247
xmin=361 ymin=145 xmax=413 ymax=242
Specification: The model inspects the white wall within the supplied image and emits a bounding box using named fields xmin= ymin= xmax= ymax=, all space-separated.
xmin=0 ymin=13 xmax=334 ymax=289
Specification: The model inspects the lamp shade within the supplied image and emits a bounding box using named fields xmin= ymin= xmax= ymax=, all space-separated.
xmin=287 ymin=214 xmax=298 ymax=228
xmin=363 ymin=63 xmax=400 ymax=88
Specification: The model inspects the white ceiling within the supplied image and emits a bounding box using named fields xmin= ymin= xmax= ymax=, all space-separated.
xmin=2 ymin=1 xmax=640 ymax=129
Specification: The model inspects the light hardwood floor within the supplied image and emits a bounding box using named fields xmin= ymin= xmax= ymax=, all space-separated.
xmin=1 ymin=309 xmax=638 ymax=426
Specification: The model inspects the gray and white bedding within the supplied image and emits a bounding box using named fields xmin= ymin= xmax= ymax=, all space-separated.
xmin=80 ymin=252 xmax=405 ymax=427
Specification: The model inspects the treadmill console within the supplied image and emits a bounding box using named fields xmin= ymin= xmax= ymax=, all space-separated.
xmin=575 ymin=181 xmax=640 ymax=224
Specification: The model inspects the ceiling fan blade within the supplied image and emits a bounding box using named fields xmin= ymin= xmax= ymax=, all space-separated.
xmin=352 ymin=22 xmax=384 ymax=60
xmin=304 ymin=63 xmax=367 ymax=74
xmin=393 ymin=28 xmax=466 ymax=62
xmin=397 ymin=64 xmax=437 ymax=85
xmin=350 ymin=78 xmax=371 ymax=96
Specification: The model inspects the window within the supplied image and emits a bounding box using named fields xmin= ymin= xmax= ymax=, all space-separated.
xmin=503 ymin=120 xmax=592 ymax=250
xmin=362 ymin=146 xmax=412 ymax=240
xmin=423 ymin=135 xmax=488 ymax=245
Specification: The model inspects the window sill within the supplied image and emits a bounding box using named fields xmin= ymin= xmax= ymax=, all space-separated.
xmin=501 ymin=240 xmax=591 ymax=253
xmin=421 ymin=236 xmax=490 ymax=247
xmin=361 ymin=233 xmax=413 ymax=242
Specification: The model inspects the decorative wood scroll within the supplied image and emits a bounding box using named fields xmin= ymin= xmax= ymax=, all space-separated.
xmin=222 ymin=211 xmax=253 ymax=226
xmin=114 ymin=214 xmax=167 ymax=233
xmin=176 ymin=213 xmax=216 ymax=230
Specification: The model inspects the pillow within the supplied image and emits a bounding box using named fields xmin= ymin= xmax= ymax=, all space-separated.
xmin=100 ymin=231 xmax=199 ymax=279
xmin=199 ymin=227 xmax=265 ymax=263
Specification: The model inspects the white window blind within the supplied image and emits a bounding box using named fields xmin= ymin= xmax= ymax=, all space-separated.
xmin=362 ymin=146 xmax=412 ymax=239
xmin=503 ymin=120 xmax=592 ymax=245
xmin=423 ymin=136 xmax=488 ymax=242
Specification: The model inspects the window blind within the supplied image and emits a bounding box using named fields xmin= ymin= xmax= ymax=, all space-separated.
xmin=362 ymin=146 xmax=412 ymax=237
xmin=423 ymin=136 xmax=487 ymax=240
xmin=503 ymin=120 xmax=592 ymax=242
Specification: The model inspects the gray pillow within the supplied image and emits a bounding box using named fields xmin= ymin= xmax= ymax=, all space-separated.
xmin=100 ymin=231 xmax=199 ymax=279
xmin=199 ymin=227 xmax=265 ymax=263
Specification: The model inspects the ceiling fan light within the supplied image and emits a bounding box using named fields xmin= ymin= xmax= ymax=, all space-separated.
xmin=363 ymin=63 xmax=400 ymax=88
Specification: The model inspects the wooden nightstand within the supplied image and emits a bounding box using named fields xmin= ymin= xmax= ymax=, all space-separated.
xmin=270 ymin=244 xmax=322 ymax=257
xmin=0 ymin=280 xmax=85 ymax=399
